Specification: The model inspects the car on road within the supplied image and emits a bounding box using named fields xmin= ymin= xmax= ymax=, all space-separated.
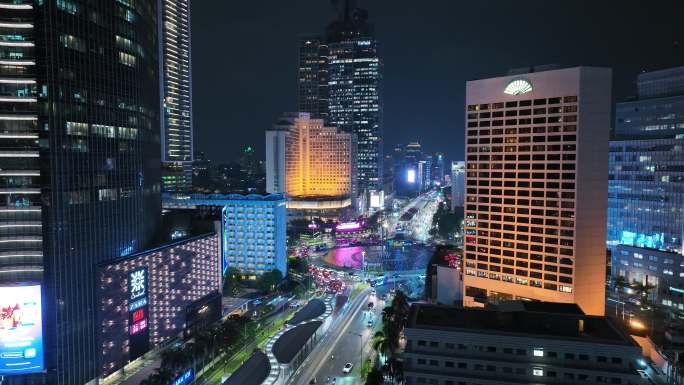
xmin=367 ymin=319 xmax=374 ymax=328
xmin=367 ymin=302 xmax=374 ymax=309
xmin=343 ymin=363 xmax=354 ymax=373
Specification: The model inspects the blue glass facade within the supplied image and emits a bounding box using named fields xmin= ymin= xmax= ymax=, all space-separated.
xmin=608 ymin=67 xmax=684 ymax=309
xmin=221 ymin=194 xmax=287 ymax=278
xmin=1 ymin=1 xmax=161 ymax=383
xmin=607 ymin=137 xmax=684 ymax=253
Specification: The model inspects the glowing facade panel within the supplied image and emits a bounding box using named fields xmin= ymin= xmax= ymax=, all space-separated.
xmin=98 ymin=234 xmax=220 ymax=378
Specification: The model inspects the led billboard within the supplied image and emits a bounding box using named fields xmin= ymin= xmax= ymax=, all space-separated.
xmin=407 ymin=169 xmax=416 ymax=184
xmin=0 ymin=285 xmax=44 ymax=375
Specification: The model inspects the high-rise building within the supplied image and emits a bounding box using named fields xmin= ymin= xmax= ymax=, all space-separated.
xmin=192 ymin=151 xmax=212 ymax=189
xmin=160 ymin=0 xmax=193 ymax=193
xmin=0 ymin=1 xmax=162 ymax=383
xmin=463 ymin=66 xmax=611 ymax=316
xmin=394 ymin=142 xmax=423 ymax=197
xmin=298 ymin=36 xmax=328 ymax=121
xmin=422 ymin=155 xmax=433 ymax=191
xmin=433 ymin=152 xmax=445 ymax=185
xmin=221 ymin=194 xmax=287 ymax=278
xmin=451 ymin=161 xmax=465 ymax=212
xmin=298 ymin=2 xmax=382 ymax=197
xmin=266 ymin=112 xmax=356 ymax=215
xmin=608 ymin=66 xmax=684 ymax=308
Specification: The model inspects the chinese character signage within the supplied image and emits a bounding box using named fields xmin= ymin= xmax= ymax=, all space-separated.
xmin=0 ymin=285 xmax=44 ymax=375
xmin=128 ymin=267 xmax=149 ymax=359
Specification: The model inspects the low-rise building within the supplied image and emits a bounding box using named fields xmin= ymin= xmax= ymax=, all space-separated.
xmin=404 ymin=302 xmax=648 ymax=385
xmin=97 ymin=233 xmax=221 ymax=379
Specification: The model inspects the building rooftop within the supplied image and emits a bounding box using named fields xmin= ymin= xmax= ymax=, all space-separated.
xmin=408 ymin=302 xmax=635 ymax=346
xmin=272 ymin=321 xmax=322 ymax=364
xmin=222 ymin=350 xmax=270 ymax=385
xmin=287 ymin=299 xmax=326 ymax=325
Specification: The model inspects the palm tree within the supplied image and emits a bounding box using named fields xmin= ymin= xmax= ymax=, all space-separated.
xmin=372 ymin=330 xmax=397 ymax=359
xmin=614 ymin=275 xmax=627 ymax=319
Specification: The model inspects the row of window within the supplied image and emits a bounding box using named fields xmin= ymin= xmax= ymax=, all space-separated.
xmin=467 ymin=125 xmax=577 ymax=136
xmin=467 ymin=153 xmax=577 ymax=162
xmin=468 ymin=106 xmax=578 ymax=120
xmin=467 ymin=96 xmax=578 ymax=111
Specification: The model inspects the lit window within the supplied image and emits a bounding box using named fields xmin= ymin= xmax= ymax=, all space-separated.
xmin=533 ymin=348 xmax=544 ymax=357
xmin=532 ymin=368 xmax=544 ymax=376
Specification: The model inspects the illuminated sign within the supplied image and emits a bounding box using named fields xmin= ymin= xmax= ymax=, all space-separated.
xmin=0 ymin=285 xmax=44 ymax=375
xmin=336 ymin=222 xmax=362 ymax=231
xmin=171 ymin=369 xmax=194 ymax=385
xmin=129 ymin=269 xmax=147 ymax=300
xmin=407 ymin=169 xmax=416 ymax=184
xmin=130 ymin=319 xmax=148 ymax=335
xmin=370 ymin=191 xmax=384 ymax=208
xmin=503 ymin=79 xmax=533 ymax=95
xmin=128 ymin=267 xmax=149 ymax=358
xmin=129 ymin=297 xmax=148 ymax=312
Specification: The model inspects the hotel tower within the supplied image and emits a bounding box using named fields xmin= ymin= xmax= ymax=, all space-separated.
xmin=463 ymin=66 xmax=611 ymax=316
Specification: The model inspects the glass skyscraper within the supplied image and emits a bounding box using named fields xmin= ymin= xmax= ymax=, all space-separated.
xmin=1 ymin=1 xmax=161 ymax=383
xmin=160 ymin=0 xmax=193 ymax=192
xmin=608 ymin=66 xmax=684 ymax=306
xmin=608 ymin=66 xmax=684 ymax=253
xmin=298 ymin=2 xmax=382 ymax=196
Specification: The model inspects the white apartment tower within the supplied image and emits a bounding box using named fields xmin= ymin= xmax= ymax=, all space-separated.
xmin=160 ymin=0 xmax=194 ymax=192
xmin=463 ymin=67 xmax=611 ymax=316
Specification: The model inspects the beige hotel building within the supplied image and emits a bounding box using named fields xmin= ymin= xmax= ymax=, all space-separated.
xmin=463 ymin=67 xmax=611 ymax=316
xmin=266 ymin=112 xmax=356 ymax=217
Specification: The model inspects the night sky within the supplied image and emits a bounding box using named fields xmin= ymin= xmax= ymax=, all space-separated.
xmin=191 ymin=0 xmax=684 ymax=166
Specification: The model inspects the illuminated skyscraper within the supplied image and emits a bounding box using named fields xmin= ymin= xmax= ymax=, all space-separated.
xmin=266 ymin=113 xmax=356 ymax=213
xmin=433 ymin=152 xmax=445 ymax=185
xmin=297 ymin=2 xmax=382 ymax=198
xmin=298 ymin=36 xmax=328 ymax=121
xmin=0 ymin=1 xmax=161 ymax=383
xmin=608 ymin=66 xmax=684 ymax=309
xmin=463 ymin=66 xmax=611 ymax=316
xmin=160 ymin=0 xmax=193 ymax=192
xmin=451 ymin=161 xmax=465 ymax=212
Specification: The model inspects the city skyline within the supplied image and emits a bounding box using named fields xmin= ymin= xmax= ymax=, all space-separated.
xmin=191 ymin=0 xmax=684 ymax=164
xmin=1 ymin=1 xmax=683 ymax=384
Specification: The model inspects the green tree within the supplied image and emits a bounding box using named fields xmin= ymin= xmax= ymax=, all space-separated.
xmin=223 ymin=267 xmax=243 ymax=296
xmin=256 ymin=269 xmax=283 ymax=293
xmin=364 ymin=367 xmax=384 ymax=385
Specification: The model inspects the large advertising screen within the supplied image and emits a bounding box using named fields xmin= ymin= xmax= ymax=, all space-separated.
xmin=0 ymin=285 xmax=44 ymax=375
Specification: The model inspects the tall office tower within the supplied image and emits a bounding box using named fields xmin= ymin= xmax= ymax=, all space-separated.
xmin=160 ymin=0 xmax=193 ymax=193
xmin=451 ymin=161 xmax=465 ymax=212
xmin=298 ymin=2 xmax=382 ymax=198
xmin=608 ymin=66 xmax=684 ymax=308
xmin=394 ymin=142 xmax=422 ymax=197
xmin=433 ymin=152 xmax=445 ymax=185
xmin=421 ymin=155 xmax=433 ymax=191
xmin=298 ymin=36 xmax=328 ymax=120
xmin=0 ymin=1 xmax=161 ymax=383
xmin=266 ymin=113 xmax=356 ymax=213
xmin=463 ymin=67 xmax=611 ymax=316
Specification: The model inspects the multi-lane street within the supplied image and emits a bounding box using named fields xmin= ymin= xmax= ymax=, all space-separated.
xmin=288 ymin=288 xmax=381 ymax=385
